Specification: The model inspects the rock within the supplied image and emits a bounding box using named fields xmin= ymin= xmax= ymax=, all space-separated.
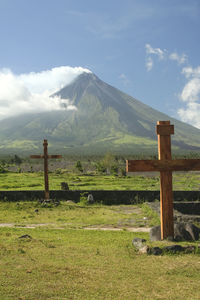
xmin=87 ymin=194 xmax=94 ymax=204
xmin=19 ymin=234 xmax=32 ymax=239
xmin=174 ymin=223 xmax=200 ymax=241
xmin=150 ymin=226 xmax=161 ymax=241
xmin=61 ymin=182 xmax=69 ymax=191
xmin=132 ymin=238 xmax=147 ymax=249
xmin=138 ymin=245 xmax=150 ymax=254
xmin=184 ymin=246 xmax=196 ymax=254
xmin=66 ymin=200 xmax=75 ymax=204
xmin=163 ymin=245 xmax=185 ymax=253
xmin=174 ymin=223 xmax=192 ymax=241
xmin=149 ymin=247 xmax=163 ymax=255
xmin=150 ymin=223 xmax=200 ymax=242
xmin=185 ymin=223 xmax=200 ymax=241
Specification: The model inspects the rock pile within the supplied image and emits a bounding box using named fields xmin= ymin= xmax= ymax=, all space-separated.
xmin=132 ymin=234 xmax=199 ymax=255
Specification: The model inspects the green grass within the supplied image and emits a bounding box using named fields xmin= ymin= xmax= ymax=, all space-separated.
xmin=141 ymin=202 xmax=160 ymax=226
xmin=0 ymin=201 xmax=157 ymax=229
xmin=0 ymin=171 xmax=200 ymax=191
xmin=0 ymin=227 xmax=200 ymax=299
xmin=0 ymin=202 xmax=200 ymax=299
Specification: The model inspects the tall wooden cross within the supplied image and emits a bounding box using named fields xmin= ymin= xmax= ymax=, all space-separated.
xmin=30 ymin=139 xmax=62 ymax=200
xmin=126 ymin=121 xmax=200 ymax=240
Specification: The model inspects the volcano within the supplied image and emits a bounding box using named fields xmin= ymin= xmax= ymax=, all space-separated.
xmin=0 ymin=72 xmax=200 ymax=155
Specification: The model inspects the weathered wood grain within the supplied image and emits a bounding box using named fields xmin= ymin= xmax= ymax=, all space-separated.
xmin=126 ymin=159 xmax=200 ymax=172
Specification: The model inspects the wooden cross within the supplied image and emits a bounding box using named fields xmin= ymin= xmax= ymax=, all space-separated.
xmin=30 ymin=139 xmax=62 ymax=200
xmin=126 ymin=121 xmax=200 ymax=240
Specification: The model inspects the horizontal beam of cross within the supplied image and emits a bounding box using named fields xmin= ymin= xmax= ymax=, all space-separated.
xmin=126 ymin=159 xmax=200 ymax=172
xmin=30 ymin=155 xmax=62 ymax=159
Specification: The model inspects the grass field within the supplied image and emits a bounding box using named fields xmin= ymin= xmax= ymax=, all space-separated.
xmin=0 ymin=171 xmax=200 ymax=191
xmin=0 ymin=202 xmax=200 ymax=299
xmin=0 ymin=169 xmax=200 ymax=299
xmin=0 ymin=201 xmax=160 ymax=228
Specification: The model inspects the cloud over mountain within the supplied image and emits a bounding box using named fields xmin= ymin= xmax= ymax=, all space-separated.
xmin=0 ymin=66 xmax=91 ymax=119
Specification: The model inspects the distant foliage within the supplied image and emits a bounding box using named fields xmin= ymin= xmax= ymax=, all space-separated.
xmin=95 ymin=153 xmax=119 ymax=175
xmin=0 ymin=164 xmax=7 ymax=173
xmin=95 ymin=161 xmax=106 ymax=174
xmin=75 ymin=160 xmax=83 ymax=173
xmin=119 ymin=167 xmax=126 ymax=177
xmin=11 ymin=155 xmax=22 ymax=165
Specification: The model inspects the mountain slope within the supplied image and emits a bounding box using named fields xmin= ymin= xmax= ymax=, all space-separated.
xmin=0 ymin=72 xmax=200 ymax=155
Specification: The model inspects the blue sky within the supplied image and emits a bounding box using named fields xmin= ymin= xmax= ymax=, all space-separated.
xmin=0 ymin=0 xmax=200 ymax=127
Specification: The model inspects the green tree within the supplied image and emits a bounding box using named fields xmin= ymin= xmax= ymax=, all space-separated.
xmin=12 ymin=155 xmax=22 ymax=165
xmin=0 ymin=164 xmax=7 ymax=173
xmin=102 ymin=153 xmax=118 ymax=175
xmin=75 ymin=160 xmax=83 ymax=173
xmin=95 ymin=161 xmax=106 ymax=174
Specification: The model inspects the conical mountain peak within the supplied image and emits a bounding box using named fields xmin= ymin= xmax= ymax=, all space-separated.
xmin=0 ymin=72 xmax=199 ymax=154
xmin=52 ymin=71 xmax=104 ymax=106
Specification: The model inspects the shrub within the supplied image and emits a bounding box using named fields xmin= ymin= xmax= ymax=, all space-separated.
xmin=79 ymin=192 xmax=89 ymax=205
xmin=75 ymin=160 xmax=83 ymax=173
xmin=0 ymin=164 xmax=7 ymax=173
xmin=95 ymin=162 xmax=106 ymax=174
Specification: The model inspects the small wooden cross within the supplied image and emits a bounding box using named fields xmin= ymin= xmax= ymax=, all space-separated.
xmin=126 ymin=121 xmax=200 ymax=240
xmin=30 ymin=139 xmax=62 ymax=200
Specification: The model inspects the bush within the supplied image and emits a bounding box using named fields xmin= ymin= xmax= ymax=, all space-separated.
xmin=110 ymin=165 xmax=118 ymax=176
xmin=119 ymin=168 xmax=126 ymax=177
xmin=79 ymin=192 xmax=89 ymax=205
xmin=75 ymin=160 xmax=83 ymax=173
xmin=95 ymin=162 xmax=106 ymax=174
xmin=96 ymin=153 xmax=119 ymax=175
xmin=0 ymin=164 xmax=7 ymax=173
xmin=55 ymin=168 xmax=63 ymax=174
xmin=13 ymin=155 xmax=22 ymax=165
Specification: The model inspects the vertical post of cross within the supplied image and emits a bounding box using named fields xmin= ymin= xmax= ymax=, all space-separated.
xmin=30 ymin=140 xmax=62 ymax=201
xmin=156 ymin=121 xmax=174 ymax=239
xmin=43 ymin=139 xmax=49 ymax=200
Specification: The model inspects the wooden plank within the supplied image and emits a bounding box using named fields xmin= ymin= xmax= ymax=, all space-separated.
xmin=30 ymin=139 xmax=62 ymax=201
xmin=43 ymin=139 xmax=49 ymax=200
xmin=30 ymin=155 xmax=62 ymax=159
xmin=126 ymin=159 xmax=200 ymax=172
xmin=157 ymin=120 xmax=174 ymax=240
xmin=160 ymin=170 xmax=174 ymax=239
xmin=48 ymin=155 xmax=62 ymax=159
xmin=30 ymin=155 xmax=44 ymax=159
xmin=126 ymin=120 xmax=200 ymax=240
xmin=156 ymin=124 xmax=174 ymax=135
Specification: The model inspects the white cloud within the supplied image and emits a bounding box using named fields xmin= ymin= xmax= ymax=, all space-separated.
xmin=146 ymin=57 xmax=153 ymax=71
xmin=145 ymin=44 xmax=165 ymax=60
xmin=119 ymin=73 xmax=130 ymax=86
xmin=169 ymin=52 xmax=187 ymax=64
xmin=182 ymin=66 xmax=200 ymax=78
xmin=180 ymin=77 xmax=200 ymax=102
xmin=144 ymin=44 xmax=200 ymax=129
xmin=178 ymin=65 xmax=200 ymax=128
xmin=0 ymin=66 xmax=91 ymax=120
xmin=145 ymin=44 xmax=166 ymax=71
xmin=178 ymin=102 xmax=200 ymax=128
xmin=145 ymin=44 xmax=188 ymax=71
